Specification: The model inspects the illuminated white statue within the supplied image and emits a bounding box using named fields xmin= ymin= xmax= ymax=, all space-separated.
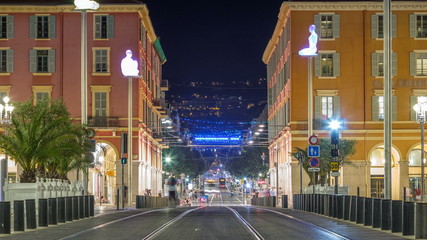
xmin=298 ymin=25 xmax=318 ymax=56
xmin=121 ymin=50 xmax=139 ymax=77
xmin=74 ymin=0 xmax=99 ymax=10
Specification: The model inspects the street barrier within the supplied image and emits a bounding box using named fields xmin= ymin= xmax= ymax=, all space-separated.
xmin=78 ymin=196 xmax=84 ymax=219
xmin=372 ymin=198 xmax=381 ymax=228
xmin=48 ymin=198 xmax=58 ymax=225
xmin=282 ymin=195 xmax=288 ymax=208
xmin=0 ymin=201 xmax=10 ymax=234
xmin=89 ymin=195 xmax=94 ymax=217
xmin=356 ymin=197 xmax=364 ymax=224
xmin=73 ymin=196 xmax=79 ymax=220
xmin=363 ymin=197 xmax=372 ymax=226
xmin=381 ymin=199 xmax=391 ymax=230
xmin=343 ymin=195 xmax=350 ymax=220
xmin=403 ymin=201 xmax=414 ymax=236
xmin=39 ymin=198 xmax=48 ymax=227
xmin=26 ymin=199 xmax=37 ymax=229
xmin=336 ymin=195 xmax=343 ymax=219
xmin=65 ymin=197 xmax=73 ymax=222
xmin=391 ymin=200 xmax=402 ymax=233
xmin=135 ymin=195 xmax=171 ymax=208
xmin=415 ymin=202 xmax=427 ymax=239
xmin=349 ymin=196 xmax=356 ymax=222
xmin=13 ymin=200 xmax=25 ymax=231
xmin=58 ymin=197 xmax=66 ymax=223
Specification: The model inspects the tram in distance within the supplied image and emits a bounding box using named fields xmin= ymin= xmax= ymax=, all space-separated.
xmin=219 ymin=178 xmax=226 ymax=188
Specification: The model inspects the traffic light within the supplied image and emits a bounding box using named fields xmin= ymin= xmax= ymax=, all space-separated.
xmin=121 ymin=157 xmax=127 ymax=164
xmin=121 ymin=131 xmax=128 ymax=156
xmin=331 ymin=149 xmax=339 ymax=157
xmin=331 ymin=129 xmax=339 ymax=145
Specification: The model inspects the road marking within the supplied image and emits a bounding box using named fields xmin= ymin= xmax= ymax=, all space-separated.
xmin=252 ymin=207 xmax=350 ymax=240
xmin=209 ymin=194 xmax=215 ymax=205
xmin=141 ymin=208 xmax=200 ymax=240
xmin=59 ymin=209 xmax=164 ymax=240
xmin=226 ymin=206 xmax=265 ymax=240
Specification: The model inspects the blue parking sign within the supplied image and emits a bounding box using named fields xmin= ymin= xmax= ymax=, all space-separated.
xmin=307 ymin=145 xmax=320 ymax=157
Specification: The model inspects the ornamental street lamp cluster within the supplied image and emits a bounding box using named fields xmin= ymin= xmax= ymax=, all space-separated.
xmin=414 ymin=102 xmax=427 ymax=202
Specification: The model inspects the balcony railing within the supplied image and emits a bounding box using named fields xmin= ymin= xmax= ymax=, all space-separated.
xmin=161 ymin=80 xmax=169 ymax=91
xmin=87 ymin=116 xmax=119 ymax=128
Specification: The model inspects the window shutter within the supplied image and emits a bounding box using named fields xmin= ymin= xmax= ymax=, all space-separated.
xmin=411 ymin=95 xmax=417 ymax=121
xmin=314 ymin=55 xmax=321 ymax=76
xmin=410 ymin=14 xmax=416 ymax=38
xmin=107 ymin=15 xmax=114 ymax=38
xmin=48 ymin=49 xmax=55 ymax=73
xmin=410 ymin=52 xmax=416 ymax=76
xmin=314 ymin=14 xmax=321 ymax=37
xmin=333 ymin=53 xmax=340 ymax=76
xmin=29 ymin=15 xmax=36 ymax=39
xmin=392 ymin=52 xmax=397 ymax=76
xmin=7 ymin=15 xmax=13 ymax=39
xmin=333 ymin=96 xmax=341 ymax=118
xmin=392 ymin=96 xmax=397 ymax=121
xmin=29 ymin=49 xmax=36 ymax=73
xmin=95 ymin=15 xmax=101 ymax=38
xmin=392 ymin=14 xmax=397 ymax=38
xmin=372 ymin=96 xmax=379 ymax=121
xmin=314 ymin=96 xmax=322 ymax=120
xmin=332 ymin=14 xmax=340 ymax=38
xmin=372 ymin=52 xmax=378 ymax=76
xmin=6 ymin=49 xmax=13 ymax=73
xmin=371 ymin=14 xmax=378 ymax=38
xmin=48 ymin=15 xmax=56 ymax=39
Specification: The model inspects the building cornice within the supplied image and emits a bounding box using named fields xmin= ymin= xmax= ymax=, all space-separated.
xmin=286 ymin=1 xmax=427 ymax=11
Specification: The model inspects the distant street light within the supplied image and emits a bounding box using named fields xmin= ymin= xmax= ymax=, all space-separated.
xmin=414 ymin=102 xmax=427 ymax=201
xmin=261 ymin=152 xmax=266 ymax=166
xmin=165 ymin=157 xmax=172 ymax=163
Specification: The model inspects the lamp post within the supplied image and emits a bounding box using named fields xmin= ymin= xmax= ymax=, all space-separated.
xmin=74 ymin=0 xmax=99 ymax=196
xmin=414 ymin=102 xmax=427 ymax=201
xmin=329 ymin=120 xmax=341 ymax=195
xmin=0 ymin=96 xmax=13 ymax=201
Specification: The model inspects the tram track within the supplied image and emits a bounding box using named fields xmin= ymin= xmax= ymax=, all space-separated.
xmin=226 ymin=206 xmax=266 ymax=240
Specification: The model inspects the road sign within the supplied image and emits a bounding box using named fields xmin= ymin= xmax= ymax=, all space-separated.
xmin=331 ymin=172 xmax=340 ymax=177
xmin=330 ymin=162 xmax=339 ymax=171
xmin=307 ymin=145 xmax=320 ymax=157
xmin=308 ymin=135 xmax=318 ymax=145
xmin=308 ymin=168 xmax=320 ymax=172
xmin=309 ymin=157 xmax=320 ymax=168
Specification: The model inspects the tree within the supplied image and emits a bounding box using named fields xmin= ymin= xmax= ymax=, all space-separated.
xmin=292 ymin=138 xmax=357 ymax=186
xmin=162 ymin=147 xmax=206 ymax=178
xmin=228 ymin=147 xmax=269 ymax=179
xmin=0 ymin=98 xmax=91 ymax=182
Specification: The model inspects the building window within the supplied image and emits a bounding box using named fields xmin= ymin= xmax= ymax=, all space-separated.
xmin=412 ymin=14 xmax=427 ymax=38
xmin=410 ymin=52 xmax=427 ymax=76
xmin=93 ymin=48 xmax=109 ymax=73
xmin=94 ymin=92 xmax=107 ymax=117
xmin=321 ymin=96 xmax=334 ymax=120
xmin=29 ymin=49 xmax=55 ymax=73
xmin=371 ymin=14 xmax=397 ymax=39
xmin=90 ymin=86 xmax=111 ymax=126
xmin=315 ymin=52 xmax=340 ymax=77
xmin=315 ymin=94 xmax=340 ymax=121
xmin=0 ymin=49 xmax=13 ymax=73
xmin=372 ymin=94 xmax=397 ymax=121
xmin=0 ymin=15 xmax=13 ymax=39
xmin=372 ymin=52 xmax=397 ymax=77
xmin=32 ymin=86 xmax=52 ymax=104
xmin=321 ymin=54 xmax=333 ymax=77
xmin=314 ymin=14 xmax=340 ymax=39
xmin=94 ymin=15 xmax=114 ymax=39
xmin=29 ymin=15 xmax=55 ymax=39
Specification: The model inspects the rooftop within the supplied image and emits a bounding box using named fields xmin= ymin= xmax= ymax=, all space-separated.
xmin=0 ymin=0 xmax=141 ymax=5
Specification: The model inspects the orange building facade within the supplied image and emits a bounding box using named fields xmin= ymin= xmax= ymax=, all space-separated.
xmin=0 ymin=1 xmax=169 ymax=204
xmin=264 ymin=1 xmax=427 ymax=202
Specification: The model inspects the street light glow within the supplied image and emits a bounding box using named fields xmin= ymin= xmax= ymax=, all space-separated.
xmin=74 ymin=0 xmax=99 ymax=10
xmin=165 ymin=157 xmax=171 ymax=163
xmin=329 ymin=120 xmax=341 ymax=130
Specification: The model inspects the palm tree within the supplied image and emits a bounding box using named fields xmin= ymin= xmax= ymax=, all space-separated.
xmin=0 ymin=98 xmax=90 ymax=182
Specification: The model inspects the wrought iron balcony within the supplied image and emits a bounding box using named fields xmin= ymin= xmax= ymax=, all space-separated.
xmin=161 ymin=80 xmax=169 ymax=91
xmin=87 ymin=116 xmax=119 ymax=128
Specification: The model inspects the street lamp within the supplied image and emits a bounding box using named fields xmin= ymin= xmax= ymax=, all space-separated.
xmin=74 ymin=0 xmax=99 ymax=196
xmin=0 ymin=96 xmax=13 ymax=201
xmin=261 ymin=152 xmax=266 ymax=166
xmin=414 ymin=102 xmax=427 ymax=201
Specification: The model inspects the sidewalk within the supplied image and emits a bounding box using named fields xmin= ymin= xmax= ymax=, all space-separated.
xmin=94 ymin=204 xmax=132 ymax=217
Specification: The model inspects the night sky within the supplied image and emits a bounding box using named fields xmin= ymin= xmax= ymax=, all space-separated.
xmin=145 ymin=0 xmax=282 ymax=85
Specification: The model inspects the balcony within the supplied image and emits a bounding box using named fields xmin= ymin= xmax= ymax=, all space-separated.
xmin=88 ymin=116 xmax=119 ymax=128
xmin=161 ymin=80 xmax=169 ymax=91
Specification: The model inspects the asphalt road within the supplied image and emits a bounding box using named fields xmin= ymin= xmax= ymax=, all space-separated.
xmin=0 ymin=206 xmax=406 ymax=240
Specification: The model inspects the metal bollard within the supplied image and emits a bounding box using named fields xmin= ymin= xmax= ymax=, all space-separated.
xmin=402 ymin=201 xmax=414 ymax=236
xmin=282 ymin=195 xmax=288 ymax=208
xmin=320 ymin=194 xmax=324 ymax=215
xmin=332 ymin=195 xmax=338 ymax=218
xmin=38 ymin=198 xmax=48 ymax=227
xmin=65 ymin=197 xmax=73 ymax=221
xmin=13 ymin=200 xmax=25 ymax=232
xmin=0 ymin=201 xmax=11 ymax=234
xmin=26 ymin=199 xmax=37 ymax=229
xmin=343 ymin=195 xmax=351 ymax=220
xmin=356 ymin=197 xmax=364 ymax=224
xmin=391 ymin=200 xmax=402 ymax=233
xmin=58 ymin=197 xmax=66 ymax=223
xmin=337 ymin=195 xmax=343 ymax=219
xmin=381 ymin=199 xmax=391 ymax=230
xmin=84 ymin=195 xmax=89 ymax=218
xmin=328 ymin=195 xmax=334 ymax=217
xmin=415 ymin=202 xmax=427 ymax=239
xmin=323 ymin=194 xmax=329 ymax=216
xmin=136 ymin=195 xmax=141 ymax=208
xmin=78 ymin=196 xmax=84 ymax=219
xmin=349 ymin=196 xmax=357 ymax=222
xmin=89 ymin=195 xmax=94 ymax=217
xmin=363 ymin=198 xmax=373 ymax=226
xmin=48 ymin=198 xmax=58 ymax=225
xmin=372 ymin=198 xmax=381 ymax=228
xmin=73 ymin=196 xmax=79 ymax=220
